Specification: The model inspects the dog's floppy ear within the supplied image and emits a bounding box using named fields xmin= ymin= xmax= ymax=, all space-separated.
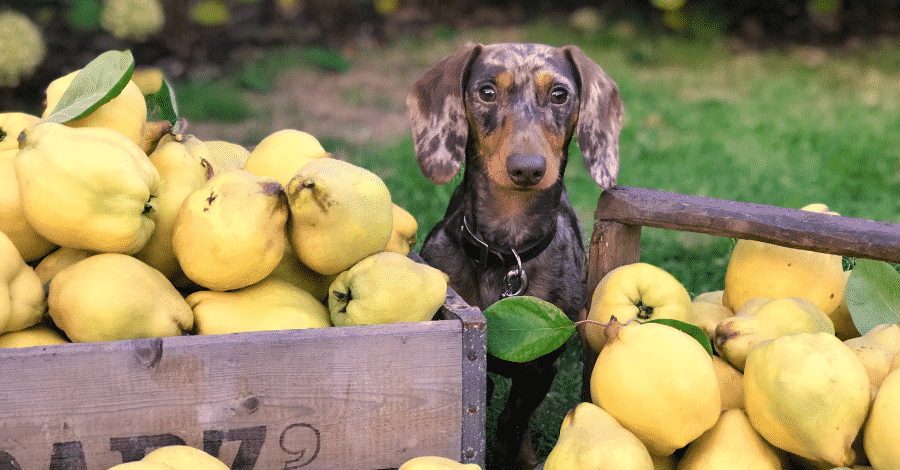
xmin=563 ymin=45 xmax=623 ymax=189
xmin=406 ymin=42 xmax=482 ymax=184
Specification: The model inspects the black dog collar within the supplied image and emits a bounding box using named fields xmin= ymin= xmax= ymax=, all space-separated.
xmin=458 ymin=214 xmax=557 ymax=268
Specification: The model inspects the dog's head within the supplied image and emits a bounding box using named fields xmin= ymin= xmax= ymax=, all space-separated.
xmin=407 ymin=42 xmax=623 ymax=190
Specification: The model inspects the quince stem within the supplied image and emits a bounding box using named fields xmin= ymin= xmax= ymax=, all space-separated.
xmin=573 ymin=316 xmax=633 ymax=344
xmin=542 ymin=318 xmax=635 ymax=332
xmin=572 ymin=317 xmax=634 ymax=328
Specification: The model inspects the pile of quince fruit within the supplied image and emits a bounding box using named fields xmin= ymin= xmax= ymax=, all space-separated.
xmin=549 ymin=203 xmax=899 ymax=470
xmin=0 ymin=62 xmax=449 ymax=347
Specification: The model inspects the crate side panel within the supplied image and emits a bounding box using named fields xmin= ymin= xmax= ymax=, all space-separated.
xmin=0 ymin=325 xmax=462 ymax=470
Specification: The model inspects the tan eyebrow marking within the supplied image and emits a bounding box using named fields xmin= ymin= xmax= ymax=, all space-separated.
xmin=536 ymin=71 xmax=554 ymax=91
xmin=496 ymin=71 xmax=513 ymax=90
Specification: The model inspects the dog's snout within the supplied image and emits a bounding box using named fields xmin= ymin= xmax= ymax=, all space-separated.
xmin=506 ymin=153 xmax=546 ymax=187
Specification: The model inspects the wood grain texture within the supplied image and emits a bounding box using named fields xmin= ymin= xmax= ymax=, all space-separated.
xmin=0 ymin=321 xmax=463 ymax=470
xmin=594 ymin=185 xmax=900 ymax=262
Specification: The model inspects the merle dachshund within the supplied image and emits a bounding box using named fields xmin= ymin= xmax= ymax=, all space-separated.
xmin=407 ymin=42 xmax=623 ymax=469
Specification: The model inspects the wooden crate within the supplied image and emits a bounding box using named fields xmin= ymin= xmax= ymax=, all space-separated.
xmin=578 ymin=185 xmax=900 ymax=390
xmin=0 ymin=259 xmax=486 ymax=470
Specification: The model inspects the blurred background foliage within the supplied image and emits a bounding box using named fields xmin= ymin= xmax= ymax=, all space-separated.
xmin=4 ymin=0 xmax=900 ymax=112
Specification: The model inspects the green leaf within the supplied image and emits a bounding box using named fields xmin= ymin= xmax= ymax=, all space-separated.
xmin=647 ymin=318 xmax=714 ymax=356
xmin=150 ymin=77 xmax=179 ymax=125
xmin=43 ymin=50 xmax=136 ymax=124
xmin=483 ymin=296 xmax=575 ymax=363
xmin=846 ymin=258 xmax=900 ymax=335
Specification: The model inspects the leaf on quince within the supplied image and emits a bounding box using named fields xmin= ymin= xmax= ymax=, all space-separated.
xmin=483 ymin=296 xmax=574 ymax=363
xmin=146 ymin=77 xmax=179 ymax=125
xmin=646 ymin=318 xmax=714 ymax=356
xmin=846 ymin=258 xmax=900 ymax=335
xmin=43 ymin=50 xmax=136 ymax=124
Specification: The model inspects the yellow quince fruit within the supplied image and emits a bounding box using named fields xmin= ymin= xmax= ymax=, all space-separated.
xmin=830 ymin=270 xmax=861 ymax=340
xmin=141 ymin=445 xmax=228 ymax=470
xmin=328 ymin=252 xmax=447 ymax=327
xmin=722 ymin=204 xmax=844 ymax=316
xmin=651 ymin=454 xmax=676 ymax=470
xmin=33 ymin=247 xmax=96 ymax=285
xmin=714 ymin=296 xmax=835 ymax=371
xmin=590 ymin=319 xmax=721 ymax=456
xmin=204 ymin=140 xmax=250 ymax=174
xmin=173 ymin=170 xmax=288 ymax=291
xmin=0 ymin=112 xmax=40 ymax=152
xmin=694 ymin=290 xmax=724 ymax=304
xmin=0 ymin=323 xmax=69 ymax=348
xmin=42 ymin=70 xmax=148 ymax=146
xmin=15 ymin=122 xmax=159 ymax=254
xmin=188 ymin=277 xmax=331 ymax=335
xmin=844 ymin=322 xmax=900 ymax=390
xmin=585 ymin=262 xmax=692 ymax=351
xmin=712 ymin=355 xmax=745 ymax=410
xmin=384 ymin=203 xmax=419 ymax=255
xmin=0 ymin=148 xmax=57 ymax=261
xmin=688 ymin=290 xmax=734 ymax=342
xmin=800 ymin=203 xmax=839 ymax=215
xmin=243 ymin=129 xmax=330 ymax=187
xmin=267 ymin=245 xmax=335 ymax=304
xmin=864 ymin=368 xmax=900 ymax=470
xmin=544 ymin=401 xmax=654 ymax=470
xmin=744 ymin=332 xmax=870 ymax=467
xmin=134 ymin=132 xmax=212 ymax=279
xmin=677 ymin=408 xmax=784 ymax=470
xmin=130 ymin=67 xmax=165 ymax=96
xmin=48 ymin=253 xmax=193 ymax=342
xmin=287 ymin=158 xmax=393 ymax=276
xmin=398 ymin=456 xmax=482 ymax=470
xmin=0 ymin=230 xmax=47 ymax=334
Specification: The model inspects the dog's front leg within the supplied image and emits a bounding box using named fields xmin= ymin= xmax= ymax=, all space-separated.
xmin=489 ymin=347 xmax=563 ymax=470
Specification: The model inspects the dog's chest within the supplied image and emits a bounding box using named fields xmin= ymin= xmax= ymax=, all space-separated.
xmin=426 ymin=236 xmax=586 ymax=321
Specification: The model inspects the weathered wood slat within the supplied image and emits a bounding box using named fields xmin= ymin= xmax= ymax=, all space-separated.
xmin=0 ymin=321 xmax=464 ymax=470
xmin=594 ymin=185 xmax=900 ymax=263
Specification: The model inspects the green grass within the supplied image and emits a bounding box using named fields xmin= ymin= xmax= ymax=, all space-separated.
xmin=170 ymin=79 xmax=255 ymax=123
xmin=185 ymin=17 xmax=900 ymax=467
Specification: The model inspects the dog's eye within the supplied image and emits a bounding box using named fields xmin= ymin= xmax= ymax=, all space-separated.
xmin=550 ymin=87 xmax=569 ymax=104
xmin=478 ymin=85 xmax=497 ymax=103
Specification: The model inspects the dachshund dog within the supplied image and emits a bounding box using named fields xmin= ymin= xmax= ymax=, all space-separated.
xmin=407 ymin=42 xmax=623 ymax=469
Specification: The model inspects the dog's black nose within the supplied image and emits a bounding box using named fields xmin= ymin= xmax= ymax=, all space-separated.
xmin=506 ymin=153 xmax=546 ymax=187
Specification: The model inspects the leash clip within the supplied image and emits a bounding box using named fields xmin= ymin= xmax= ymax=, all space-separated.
xmin=500 ymin=248 xmax=528 ymax=299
